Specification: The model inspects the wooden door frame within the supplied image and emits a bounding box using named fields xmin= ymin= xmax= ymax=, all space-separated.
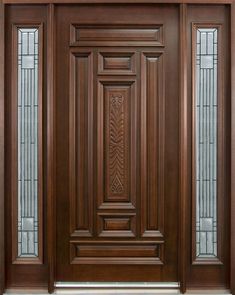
xmin=0 ymin=1 xmax=234 ymax=294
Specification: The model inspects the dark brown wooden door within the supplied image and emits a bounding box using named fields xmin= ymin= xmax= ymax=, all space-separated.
xmin=55 ymin=4 xmax=179 ymax=282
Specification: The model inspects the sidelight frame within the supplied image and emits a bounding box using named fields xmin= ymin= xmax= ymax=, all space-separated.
xmin=0 ymin=1 xmax=234 ymax=295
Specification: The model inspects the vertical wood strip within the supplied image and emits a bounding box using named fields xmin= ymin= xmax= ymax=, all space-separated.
xmin=47 ymin=3 xmax=56 ymax=293
xmin=0 ymin=0 xmax=5 ymax=293
xmin=179 ymin=3 xmax=187 ymax=293
xmin=231 ymin=3 xmax=235 ymax=294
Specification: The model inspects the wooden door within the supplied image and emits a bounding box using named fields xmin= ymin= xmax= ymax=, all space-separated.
xmin=1 ymin=1 xmax=233 ymax=293
xmin=55 ymin=4 xmax=179 ymax=283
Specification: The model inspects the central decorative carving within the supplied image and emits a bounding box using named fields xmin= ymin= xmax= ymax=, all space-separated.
xmin=109 ymin=93 xmax=125 ymax=195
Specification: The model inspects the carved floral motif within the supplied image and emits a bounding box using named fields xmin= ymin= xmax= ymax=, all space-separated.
xmin=109 ymin=93 xmax=125 ymax=195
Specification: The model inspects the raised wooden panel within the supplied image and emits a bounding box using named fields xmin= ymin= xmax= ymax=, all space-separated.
xmin=70 ymin=241 xmax=164 ymax=264
xmin=140 ymin=52 xmax=164 ymax=238
xmin=69 ymin=51 xmax=94 ymax=237
xmin=70 ymin=24 xmax=164 ymax=47
xmin=97 ymin=213 xmax=136 ymax=237
xmin=97 ymin=79 xmax=137 ymax=209
xmin=98 ymin=51 xmax=136 ymax=75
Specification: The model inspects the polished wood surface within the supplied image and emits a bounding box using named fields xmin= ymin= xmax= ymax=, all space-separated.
xmin=5 ymin=4 xmax=48 ymax=288
xmin=1 ymin=2 xmax=233 ymax=294
xmin=47 ymin=3 xmax=56 ymax=294
xmin=179 ymin=3 xmax=188 ymax=293
xmin=2 ymin=0 xmax=234 ymax=4
xmin=186 ymin=4 xmax=230 ymax=289
xmin=0 ymin=0 xmax=5 ymax=293
xmin=231 ymin=3 xmax=235 ymax=295
xmin=56 ymin=4 xmax=179 ymax=282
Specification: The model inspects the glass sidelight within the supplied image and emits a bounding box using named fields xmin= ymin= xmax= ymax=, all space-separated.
xmin=192 ymin=24 xmax=223 ymax=263
xmin=195 ymin=28 xmax=218 ymax=258
xmin=12 ymin=25 xmax=43 ymax=262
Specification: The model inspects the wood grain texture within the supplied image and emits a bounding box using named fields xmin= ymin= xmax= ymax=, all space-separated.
xmin=47 ymin=3 xmax=56 ymax=293
xmin=97 ymin=213 xmax=136 ymax=237
xmin=70 ymin=24 xmax=164 ymax=47
xmin=70 ymin=241 xmax=164 ymax=265
xmin=55 ymin=4 xmax=179 ymax=282
xmin=69 ymin=51 xmax=94 ymax=238
xmin=140 ymin=52 xmax=164 ymax=238
xmin=231 ymin=3 xmax=235 ymax=294
xmin=179 ymin=4 xmax=187 ymax=293
xmin=97 ymin=79 xmax=137 ymax=208
xmin=5 ymin=4 xmax=48 ymax=288
xmin=98 ymin=51 xmax=136 ymax=75
xmin=0 ymin=1 xmax=5 ymax=294
xmin=2 ymin=0 xmax=233 ymax=4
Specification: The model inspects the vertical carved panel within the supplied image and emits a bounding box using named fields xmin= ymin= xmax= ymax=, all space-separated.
xmin=106 ymin=91 xmax=128 ymax=200
xmin=97 ymin=80 xmax=137 ymax=209
xmin=141 ymin=52 xmax=164 ymax=237
xmin=69 ymin=52 xmax=93 ymax=237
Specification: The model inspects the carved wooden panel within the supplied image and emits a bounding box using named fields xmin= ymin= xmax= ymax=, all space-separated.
xmin=98 ymin=51 xmax=136 ymax=75
xmin=97 ymin=79 xmax=137 ymax=209
xmin=97 ymin=213 xmax=136 ymax=237
xmin=70 ymin=24 xmax=164 ymax=47
xmin=69 ymin=51 xmax=94 ymax=237
xmin=140 ymin=52 xmax=164 ymax=238
xmin=70 ymin=241 xmax=164 ymax=264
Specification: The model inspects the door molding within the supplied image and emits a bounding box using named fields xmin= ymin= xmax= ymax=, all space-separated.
xmin=231 ymin=2 xmax=235 ymax=295
xmin=0 ymin=1 xmax=5 ymax=294
xmin=1 ymin=0 xmax=234 ymax=3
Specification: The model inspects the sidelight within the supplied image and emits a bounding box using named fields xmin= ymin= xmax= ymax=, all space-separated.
xmin=16 ymin=27 xmax=42 ymax=259
xmin=194 ymin=27 xmax=218 ymax=259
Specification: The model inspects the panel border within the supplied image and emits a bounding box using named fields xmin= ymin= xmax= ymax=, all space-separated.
xmin=179 ymin=3 xmax=187 ymax=293
xmin=0 ymin=0 xmax=5 ymax=293
xmin=47 ymin=3 xmax=56 ymax=293
xmin=97 ymin=78 xmax=137 ymax=210
xmin=69 ymin=50 xmax=94 ymax=238
xmin=2 ymin=0 xmax=234 ymax=4
xmin=140 ymin=51 xmax=165 ymax=239
xmin=70 ymin=240 xmax=164 ymax=265
xmin=231 ymin=3 xmax=235 ymax=294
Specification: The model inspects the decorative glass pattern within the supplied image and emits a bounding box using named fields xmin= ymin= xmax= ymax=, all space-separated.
xmin=17 ymin=28 xmax=39 ymax=258
xmin=195 ymin=28 xmax=218 ymax=258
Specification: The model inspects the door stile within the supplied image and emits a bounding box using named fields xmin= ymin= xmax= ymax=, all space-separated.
xmin=0 ymin=0 xmax=5 ymax=294
xmin=47 ymin=3 xmax=56 ymax=294
xmin=231 ymin=2 xmax=235 ymax=295
xmin=179 ymin=3 xmax=188 ymax=294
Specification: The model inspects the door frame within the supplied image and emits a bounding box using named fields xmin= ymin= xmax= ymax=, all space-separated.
xmin=0 ymin=0 xmax=234 ymax=294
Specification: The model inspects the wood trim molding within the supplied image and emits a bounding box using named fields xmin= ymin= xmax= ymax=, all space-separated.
xmin=179 ymin=3 xmax=187 ymax=294
xmin=231 ymin=3 xmax=235 ymax=295
xmin=47 ymin=3 xmax=56 ymax=294
xmin=2 ymin=0 xmax=234 ymax=3
xmin=0 ymin=0 xmax=5 ymax=294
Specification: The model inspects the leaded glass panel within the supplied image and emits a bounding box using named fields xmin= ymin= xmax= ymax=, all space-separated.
xmin=17 ymin=28 xmax=39 ymax=258
xmin=195 ymin=28 xmax=218 ymax=258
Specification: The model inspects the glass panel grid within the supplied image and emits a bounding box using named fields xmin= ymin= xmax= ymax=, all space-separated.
xmin=17 ymin=28 xmax=39 ymax=258
xmin=195 ymin=28 xmax=218 ymax=259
